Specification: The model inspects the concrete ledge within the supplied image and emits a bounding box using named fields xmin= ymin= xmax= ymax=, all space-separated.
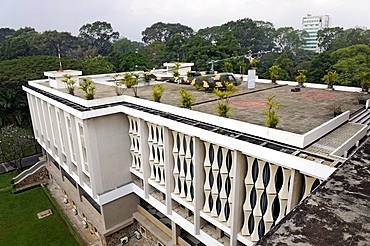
xmin=133 ymin=209 xmax=173 ymax=245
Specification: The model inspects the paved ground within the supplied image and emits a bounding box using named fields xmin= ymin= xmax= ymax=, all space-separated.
xmin=45 ymin=80 xmax=369 ymax=134
xmin=0 ymin=153 xmax=43 ymax=173
xmin=47 ymin=181 xmax=103 ymax=246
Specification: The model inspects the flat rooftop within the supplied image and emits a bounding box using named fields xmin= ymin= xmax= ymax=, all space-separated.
xmin=42 ymin=79 xmax=369 ymax=134
xmin=256 ymin=139 xmax=370 ymax=245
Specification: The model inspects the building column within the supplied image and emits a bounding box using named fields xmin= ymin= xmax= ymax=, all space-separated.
xmin=287 ymin=169 xmax=303 ymax=212
xmin=229 ymin=150 xmax=246 ymax=246
xmin=193 ymin=137 xmax=205 ymax=235
xmin=163 ymin=126 xmax=174 ymax=215
xmin=138 ymin=118 xmax=150 ymax=199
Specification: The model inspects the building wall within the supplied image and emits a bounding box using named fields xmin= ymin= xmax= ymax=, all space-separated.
xmin=25 ymin=87 xmax=325 ymax=246
xmin=84 ymin=113 xmax=131 ymax=196
xmin=102 ymin=193 xmax=139 ymax=230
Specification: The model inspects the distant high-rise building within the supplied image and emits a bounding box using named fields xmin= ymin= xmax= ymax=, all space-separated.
xmin=302 ymin=14 xmax=330 ymax=52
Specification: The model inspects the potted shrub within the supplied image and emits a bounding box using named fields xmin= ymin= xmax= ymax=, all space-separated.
xmin=262 ymin=95 xmax=283 ymax=128
xmin=326 ymin=103 xmax=342 ymax=117
xmin=213 ymin=82 xmax=238 ymax=118
xmin=322 ymin=71 xmax=338 ymax=90
xmin=354 ymin=93 xmax=366 ymax=104
xmin=62 ymin=74 xmax=76 ymax=95
xmin=179 ymin=89 xmax=194 ymax=109
xmin=360 ymin=71 xmax=370 ymax=92
xmin=111 ymin=74 xmax=124 ymax=96
xmin=123 ymin=72 xmax=139 ymax=97
xmin=152 ymin=84 xmax=165 ymax=102
xmin=295 ymin=70 xmax=307 ymax=87
xmin=79 ymin=78 xmax=96 ymax=100
xmin=269 ymin=65 xmax=281 ymax=84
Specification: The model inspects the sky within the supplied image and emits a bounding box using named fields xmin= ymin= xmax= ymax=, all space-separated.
xmin=1 ymin=0 xmax=369 ymax=42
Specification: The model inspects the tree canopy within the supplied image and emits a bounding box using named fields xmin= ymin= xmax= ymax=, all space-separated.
xmin=141 ymin=22 xmax=194 ymax=44
xmin=79 ymin=21 xmax=120 ymax=56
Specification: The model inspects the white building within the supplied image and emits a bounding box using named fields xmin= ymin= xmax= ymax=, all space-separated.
xmin=302 ymin=14 xmax=330 ymax=53
xmin=23 ymin=70 xmax=367 ymax=246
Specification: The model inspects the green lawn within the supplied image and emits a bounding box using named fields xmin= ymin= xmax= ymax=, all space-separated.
xmin=0 ymin=171 xmax=17 ymax=189
xmin=0 ymin=173 xmax=83 ymax=246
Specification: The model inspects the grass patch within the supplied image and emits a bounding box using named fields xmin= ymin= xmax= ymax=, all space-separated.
xmin=0 ymin=171 xmax=17 ymax=189
xmin=0 ymin=184 xmax=83 ymax=246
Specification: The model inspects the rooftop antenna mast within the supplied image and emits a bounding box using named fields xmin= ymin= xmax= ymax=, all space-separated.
xmin=57 ymin=44 xmax=63 ymax=72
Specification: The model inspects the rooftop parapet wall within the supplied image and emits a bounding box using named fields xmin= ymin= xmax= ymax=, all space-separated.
xmin=26 ymin=78 xmax=358 ymax=149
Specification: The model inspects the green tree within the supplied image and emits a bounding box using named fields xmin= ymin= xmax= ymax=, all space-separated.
xmin=161 ymin=34 xmax=186 ymax=62
xmin=0 ymin=125 xmax=35 ymax=172
xmin=317 ymin=27 xmax=344 ymax=52
xmin=141 ymin=41 xmax=166 ymax=68
xmin=331 ymin=44 xmax=370 ymax=86
xmin=307 ymin=51 xmax=334 ymax=83
xmin=273 ymin=27 xmax=306 ymax=52
xmin=0 ymin=89 xmax=27 ymax=126
xmin=258 ymin=52 xmax=280 ymax=79
xmin=182 ymin=35 xmax=221 ymax=71
xmin=330 ymin=28 xmax=370 ymax=51
xmin=79 ymin=21 xmax=120 ymax=56
xmin=141 ymin=22 xmax=193 ymax=44
xmin=274 ymin=53 xmax=295 ymax=80
xmin=113 ymin=37 xmax=142 ymax=53
xmin=0 ymin=27 xmax=15 ymax=46
xmin=83 ymin=55 xmax=115 ymax=73
xmin=120 ymin=51 xmax=147 ymax=72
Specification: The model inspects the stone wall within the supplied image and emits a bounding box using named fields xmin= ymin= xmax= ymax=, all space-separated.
xmin=14 ymin=167 xmax=49 ymax=190
xmin=104 ymin=221 xmax=165 ymax=246
xmin=105 ymin=222 xmax=137 ymax=246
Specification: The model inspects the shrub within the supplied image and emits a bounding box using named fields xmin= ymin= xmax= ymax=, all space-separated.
xmin=179 ymin=89 xmax=194 ymax=109
xmin=152 ymin=84 xmax=165 ymax=102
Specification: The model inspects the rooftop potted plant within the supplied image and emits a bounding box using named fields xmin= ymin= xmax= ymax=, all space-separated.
xmin=325 ymin=102 xmax=342 ymax=117
xmin=79 ymin=78 xmax=96 ymax=100
xmin=62 ymin=74 xmax=76 ymax=95
xmin=152 ymin=84 xmax=165 ymax=102
xmin=179 ymin=89 xmax=194 ymax=109
xmin=123 ymin=72 xmax=139 ymax=97
xmin=322 ymin=71 xmax=338 ymax=90
xmin=295 ymin=69 xmax=307 ymax=87
xmin=360 ymin=71 xmax=370 ymax=93
xmin=269 ymin=65 xmax=281 ymax=84
xmin=213 ymin=82 xmax=238 ymax=118
xmin=263 ymin=95 xmax=283 ymax=128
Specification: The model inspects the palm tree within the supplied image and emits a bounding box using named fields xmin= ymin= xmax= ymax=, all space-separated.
xmin=224 ymin=60 xmax=232 ymax=73
xmin=237 ymin=61 xmax=246 ymax=74
xmin=0 ymin=89 xmax=27 ymax=126
xmin=322 ymin=71 xmax=339 ymax=89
